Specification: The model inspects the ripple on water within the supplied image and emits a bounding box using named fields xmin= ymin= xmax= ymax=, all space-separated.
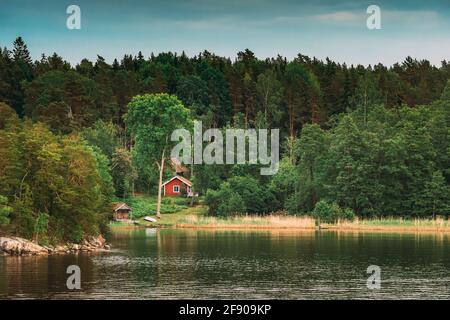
xmin=1 ymin=229 xmax=450 ymax=299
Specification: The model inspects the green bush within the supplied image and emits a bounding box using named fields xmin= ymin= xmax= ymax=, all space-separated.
xmin=217 ymin=193 xmax=246 ymax=216
xmin=0 ymin=195 xmax=12 ymax=226
xmin=68 ymin=226 xmax=85 ymax=244
xmin=205 ymin=176 xmax=277 ymax=217
xmin=205 ymin=183 xmax=238 ymax=216
xmin=342 ymin=208 xmax=356 ymax=221
xmin=312 ymin=200 xmax=355 ymax=223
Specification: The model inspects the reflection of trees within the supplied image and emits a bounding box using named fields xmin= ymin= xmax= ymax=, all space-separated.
xmin=151 ymin=230 xmax=321 ymax=292
xmin=3 ymin=230 xmax=450 ymax=298
xmin=0 ymin=253 xmax=97 ymax=298
xmin=1 ymin=256 xmax=49 ymax=297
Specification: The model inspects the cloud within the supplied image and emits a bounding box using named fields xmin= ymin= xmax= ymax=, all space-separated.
xmin=276 ymin=9 xmax=444 ymax=28
xmin=274 ymin=10 xmax=362 ymax=25
xmin=382 ymin=10 xmax=443 ymax=28
xmin=312 ymin=11 xmax=360 ymax=22
xmin=170 ymin=16 xmax=242 ymax=30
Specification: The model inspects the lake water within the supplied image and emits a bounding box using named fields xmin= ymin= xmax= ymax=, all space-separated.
xmin=1 ymin=228 xmax=450 ymax=299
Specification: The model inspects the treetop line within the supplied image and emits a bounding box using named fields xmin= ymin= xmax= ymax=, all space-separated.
xmin=1 ymin=30 xmax=450 ymax=234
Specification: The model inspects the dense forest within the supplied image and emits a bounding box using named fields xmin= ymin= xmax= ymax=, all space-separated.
xmin=1 ymin=37 xmax=450 ymax=242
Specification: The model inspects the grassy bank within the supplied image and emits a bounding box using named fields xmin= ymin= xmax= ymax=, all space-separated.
xmin=109 ymin=205 xmax=207 ymax=228
xmin=113 ymin=194 xmax=192 ymax=218
xmin=176 ymin=215 xmax=450 ymax=233
xmin=109 ymin=195 xmax=450 ymax=233
xmin=331 ymin=217 xmax=450 ymax=233
xmin=113 ymin=213 xmax=450 ymax=234
xmin=176 ymin=215 xmax=450 ymax=232
xmin=176 ymin=214 xmax=316 ymax=229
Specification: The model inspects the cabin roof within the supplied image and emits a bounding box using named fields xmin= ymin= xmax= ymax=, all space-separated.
xmin=112 ymin=202 xmax=132 ymax=212
xmin=161 ymin=175 xmax=193 ymax=187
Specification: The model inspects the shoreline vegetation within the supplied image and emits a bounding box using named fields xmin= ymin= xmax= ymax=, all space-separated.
xmin=111 ymin=205 xmax=450 ymax=234
xmin=2 ymin=37 xmax=450 ymax=248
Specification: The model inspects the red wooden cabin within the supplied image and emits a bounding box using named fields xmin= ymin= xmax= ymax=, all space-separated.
xmin=162 ymin=175 xmax=193 ymax=197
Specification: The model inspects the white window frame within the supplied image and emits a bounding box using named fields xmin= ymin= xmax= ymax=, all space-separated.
xmin=173 ymin=185 xmax=180 ymax=193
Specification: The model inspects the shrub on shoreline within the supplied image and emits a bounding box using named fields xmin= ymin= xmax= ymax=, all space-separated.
xmin=312 ymin=200 xmax=355 ymax=224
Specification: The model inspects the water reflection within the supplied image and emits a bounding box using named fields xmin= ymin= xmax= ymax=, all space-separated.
xmin=1 ymin=229 xmax=450 ymax=299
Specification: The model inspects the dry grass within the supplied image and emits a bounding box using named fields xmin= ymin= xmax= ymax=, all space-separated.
xmin=176 ymin=214 xmax=317 ymax=230
xmin=175 ymin=214 xmax=450 ymax=233
xmin=111 ymin=203 xmax=450 ymax=234
xmin=330 ymin=216 xmax=450 ymax=233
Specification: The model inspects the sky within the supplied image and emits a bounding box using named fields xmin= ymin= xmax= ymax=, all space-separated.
xmin=1 ymin=0 xmax=450 ymax=66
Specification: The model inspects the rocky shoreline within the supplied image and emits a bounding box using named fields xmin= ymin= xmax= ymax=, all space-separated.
xmin=0 ymin=235 xmax=110 ymax=256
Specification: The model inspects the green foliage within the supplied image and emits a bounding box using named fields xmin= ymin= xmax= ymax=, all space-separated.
xmin=218 ymin=192 xmax=246 ymax=217
xmin=312 ymin=200 xmax=354 ymax=224
xmin=291 ymin=124 xmax=328 ymax=213
xmin=269 ymin=158 xmax=298 ymax=210
xmin=175 ymin=75 xmax=210 ymax=115
xmin=284 ymin=61 xmax=321 ymax=136
xmin=33 ymin=212 xmax=49 ymax=243
xmin=205 ymin=176 xmax=277 ymax=216
xmin=111 ymin=148 xmax=135 ymax=198
xmin=342 ymin=208 xmax=356 ymax=221
xmin=349 ymin=71 xmax=384 ymax=119
xmin=1 ymin=37 xmax=450 ymax=135
xmin=91 ymin=147 xmax=115 ymax=199
xmin=1 ymin=37 xmax=450 ymax=228
xmin=125 ymin=93 xmax=192 ymax=159
xmin=68 ymin=225 xmax=85 ymax=244
xmin=81 ymin=120 xmax=136 ymax=199
xmin=256 ymin=69 xmax=283 ymax=127
xmin=0 ymin=195 xmax=12 ymax=226
xmin=0 ymin=118 xmax=112 ymax=243
xmin=119 ymin=196 xmax=189 ymax=219
xmin=23 ymin=70 xmax=106 ymax=133
xmin=328 ymin=115 xmax=374 ymax=215
xmin=312 ymin=200 xmax=332 ymax=223
xmin=0 ymin=102 xmax=20 ymax=131
xmin=415 ymin=171 xmax=450 ymax=217
xmin=124 ymin=93 xmax=193 ymax=216
xmin=81 ymin=120 xmax=120 ymax=159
